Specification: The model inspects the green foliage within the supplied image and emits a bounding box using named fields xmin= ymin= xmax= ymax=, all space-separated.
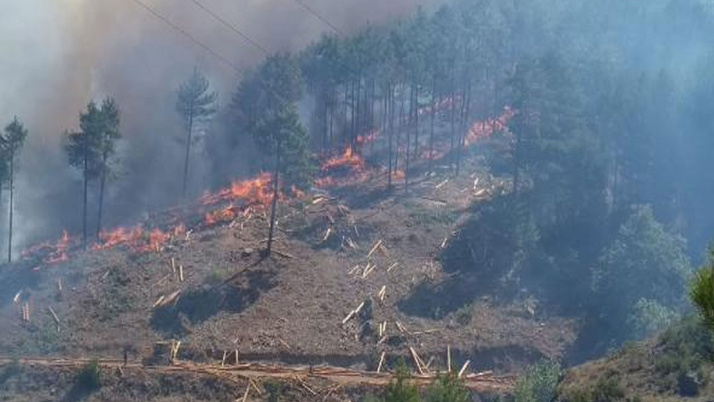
xmin=384 ymin=360 xmax=420 ymax=402
xmin=264 ymin=379 xmax=285 ymax=402
xmin=654 ymin=315 xmax=712 ymax=378
xmin=253 ymin=104 xmax=314 ymax=191
xmin=627 ymin=298 xmax=678 ymax=338
xmin=65 ymin=98 xmax=122 ymax=179
xmin=424 ymin=372 xmax=470 ymax=402
xmin=76 ymin=359 xmax=101 ymax=391
xmin=514 ymin=360 xmax=562 ymax=402
xmin=176 ymin=68 xmax=217 ymax=130
xmin=594 ymin=205 xmax=691 ymax=339
xmin=690 ymin=246 xmax=714 ymax=331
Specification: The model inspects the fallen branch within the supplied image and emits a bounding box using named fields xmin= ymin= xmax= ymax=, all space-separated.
xmin=348 ymin=265 xmax=361 ymax=275
xmin=322 ymin=228 xmax=332 ymax=242
xmin=387 ymin=262 xmax=399 ymax=273
xmin=13 ymin=291 xmax=21 ymax=304
xmin=367 ymin=239 xmax=383 ymax=258
xmin=377 ymin=286 xmax=387 ymax=302
xmin=278 ymin=338 xmax=291 ymax=350
xmin=458 ymin=360 xmax=471 ymax=378
xmin=409 ymin=347 xmax=425 ymax=375
xmin=377 ymin=351 xmax=386 ymax=373
xmin=48 ymin=306 xmax=60 ymax=326
xmin=435 ymin=179 xmax=449 ymax=189
xmin=272 ymin=249 xmax=295 ymax=259
xmin=342 ymin=301 xmax=366 ymax=324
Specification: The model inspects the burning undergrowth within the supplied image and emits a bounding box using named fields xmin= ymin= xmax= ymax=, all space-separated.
xmin=18 ymin=104 xmax=513 ymax=271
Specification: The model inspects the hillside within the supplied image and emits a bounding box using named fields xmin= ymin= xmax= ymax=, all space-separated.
xmin=559 ymin=317 xmax=714 ymax=401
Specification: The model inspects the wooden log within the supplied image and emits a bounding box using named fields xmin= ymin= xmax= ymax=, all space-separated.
xmin=48 ymin=306 xmax=60 ymax=326
xmin=13 ymin=290 xmax=21 ymax=304
xmin=241 ymin=383 xmax=250 ymax=402
xmin=435 ymin=178 xmax=449 ymax=189
xmin=458 ymin=360 xmax=470 ymax=378
xmin=272 ymin=249 xmax=295 ymax=259
xmin=322 ymin=228 xmax=332 ymax=242
xmin=447 ymin=345 xmax=451 ymax=373
xmin=153 ymin=295 xmax=166 ymax=308
xmin=179 ymin=265 xmax=184 ymax=282
xmin=377 ymin=351 xmax=386 ymax=373
xmin=221 ymin=350 xmax=227 ymax=367
xmin=387 ymin=262 xmax=399 ymax=273
xmin=367 ymin=239 xmax=383 ymax=258
xmin=348 ymin=265 xmax=361 ymax=275
xmin=409 ymin=347 xmax=425 ymax=375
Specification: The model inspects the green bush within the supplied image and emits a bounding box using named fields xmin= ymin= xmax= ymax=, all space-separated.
xmin=424 ymin=371 xmax=470 ymax=402
xmin=627 ymin=298 xmax=678 ymax=338
xmin=591 ymin=377 xmax=625 ymax=401
xmin=76 ymin=359 xmax=101 ymax=391
xmin=384 ymin=360 xmax=420 ymax=402
xmin=514 ymin=360 xmax=562 ymax=402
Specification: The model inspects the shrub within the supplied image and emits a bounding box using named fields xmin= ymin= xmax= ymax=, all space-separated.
xmin=514 ymin=360 xmax=562 ymax=402
xmin=76 ymin=359 xmax=101 ymax=391
xmin=627 ymin=298 xmax=678 ymax=338
xmin=424 ymin=371 xmax=470 ymax=402
xmin=384 ymin=359 xmax=420 ymax=402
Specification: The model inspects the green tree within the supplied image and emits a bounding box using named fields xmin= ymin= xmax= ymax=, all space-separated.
xmin=65 ymin=99 xmax=121 ymax=247
xmin=690 ymin=246 xmax=714 ymax=331
xmin=3 ymin=117 xmax=27 ymax=262
xmin=66 ymin=102 xmax=104 ymax=248
xmin=94 ymin=98 xmax=120 ymax=239
xmin=424 ymin=371 xmax=469 ymax=402
xmin=594 ymin=205 xmax=691 ymax=339
xmin=176 ymin=68 xmax=217 ymax=201
xmin=253 ymin=104 xmax=312 ymax=256
xmin=514 ymin=360 xmax=562 ymax=402
xmin=384 ymin=360 xmax=420 ymax=402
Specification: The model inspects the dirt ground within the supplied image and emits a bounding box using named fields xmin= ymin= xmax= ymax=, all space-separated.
xmin=0 ymin=152 xmax=576 ymax=386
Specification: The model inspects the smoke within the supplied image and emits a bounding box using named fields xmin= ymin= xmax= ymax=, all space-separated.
xmin=0 ymin=0 xmax=445 ymax=249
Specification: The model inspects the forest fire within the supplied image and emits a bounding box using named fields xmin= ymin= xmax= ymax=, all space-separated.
xmin=463 ymin=107 xmax=515 ymax=147
xmin=204 ymin=205 xmax=237 ymax=227
xmin=200 ymin=172 xmax=273 ymax=207
xmin=321 ymin=146 xmax=365 ymax=172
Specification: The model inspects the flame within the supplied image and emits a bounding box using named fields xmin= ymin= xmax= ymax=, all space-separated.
xmin=356 ymin=129 xmax=380 ymax=146
xmin=321 ymin=146 xmax=365 ymax=172
xmin=45 ymin=230 xmax=71 ymax=264
xmin=204 ymin=205 xmax=237 ymax=227
xmin=200 ymin=172 xmax=273 ymax=206
xmin=463 ymin=107 xmax=515 ymax=147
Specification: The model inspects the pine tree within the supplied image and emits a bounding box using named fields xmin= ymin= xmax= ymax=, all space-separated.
xmin=95 ymin=98 xmax=121 ymax=239
xmin=3 ymin=117 xmax=27 ymax=262
xmin=176 ymin=68 xmax=217 ymax=201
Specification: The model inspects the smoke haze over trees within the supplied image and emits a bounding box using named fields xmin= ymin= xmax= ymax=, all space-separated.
xmin=0 ymin=0 xmax=713 ymax=358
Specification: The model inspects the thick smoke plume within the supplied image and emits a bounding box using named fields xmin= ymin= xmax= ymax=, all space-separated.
xmin=0 ymin=0 xmax=444 ymax=249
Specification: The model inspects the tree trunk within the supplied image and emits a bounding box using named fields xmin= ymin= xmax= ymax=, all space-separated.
xmin=456 ymin=80 xmax=472 ymax=176
xmin=181 ymin=102 xmax=195 ymax=202
xmin=82 ymin=132 xmax=89 ymax=249
xmin=96 ymin=155 xmax=107 ymax=240
xmin=413 ymin=84 xmax=420 ymax=160
xmin=7 ymin=148 xmax=14 ymax=262
xmin=266 ymin=140 xmax=281 ymax=257
xmin=387 ymin=84 xmax=394 ymax=192
xmin=405 ymin=84 xmax=413 ymax=192
xmin=450 ymin=61 xmax=456 ymax=163
xmin=428 ymin=76 xmax=437 ymax=174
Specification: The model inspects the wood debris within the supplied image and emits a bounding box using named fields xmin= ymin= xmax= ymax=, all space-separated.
xmin=378 ymin=321 xmax=387 ymax=338
xmin=367 ymin=239 xmax=383 ymax=258
xmin=154 ymin=290 xmax=181 ymax=309
xmin=57 ymin=278 xmax=63 ymax=294
xmin=435 ymin=178 xmax=449 ymax=189
xmin=378 ymin=243 xmax=389 ymax=257
xmin=278 ymin=338 xmax=291 ymax=350
xmin=326 ymin=213 xmax=335 ymax=224
xmin=178 ymin=265 xmax=184 ymax=282
xmin=377 ymin=335 xmax=387 ymax=345
xmin=362 ymin=262 xmax=377 ymax=279
xmin=322 ymin=227 xmax=332 ymax=242
xmin=377 ymin=351 xmax=386 ymax=373
xmin=395 ymin=321 xmax=408 ymax=334
xmin=48 ymin=306 xmax=60 ymax=328
xmin=221 ymin=350 xmax=228 ymax=367
xmin=153 ymin=295 xmax=166 ymax=308
xmin=21 ymin=302 xmax=30 ymax=322
xmin=13 ymin=290 xmax=21 ymax=304
xmin=348 ymin=265 xmax=361 ymax=275
xmin=342 ymin=301 xmax=366 ymax=324
xmin=458 ymin=360 xmax=471 ymax=378
xmin=240 ymin=382 xmax=250 ymax=402
xmin=409 ymin=347 xmax=426 ymax=375
xmin=387 ymin=262 xmax=399 ymax=273
xmin=377 ymin=286 xmax=387 ymax=302
xmin=272 ymin=249 xmax=295 ymax=259
xmin=447 ymin=345 xmax=452 ymax=372
xmin=440 ymin=237 xmax=448 ymax=249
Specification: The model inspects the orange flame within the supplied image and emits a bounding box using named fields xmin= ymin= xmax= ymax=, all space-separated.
xmin=463 ymin=107 xmax=515 ymax=147
xmin=200 ymin=172 xmax=273 ymax=207
xmin=321 ymin=146 xmax=365 ymax=172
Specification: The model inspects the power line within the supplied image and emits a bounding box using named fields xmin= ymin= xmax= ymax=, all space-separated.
xmin=186 ymin=0 xmax=270 ymax=55
xmin=288 ymin=0 xmax=345 ymax=36
xmin=127 ymin=0 xmax=243 ymax=73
